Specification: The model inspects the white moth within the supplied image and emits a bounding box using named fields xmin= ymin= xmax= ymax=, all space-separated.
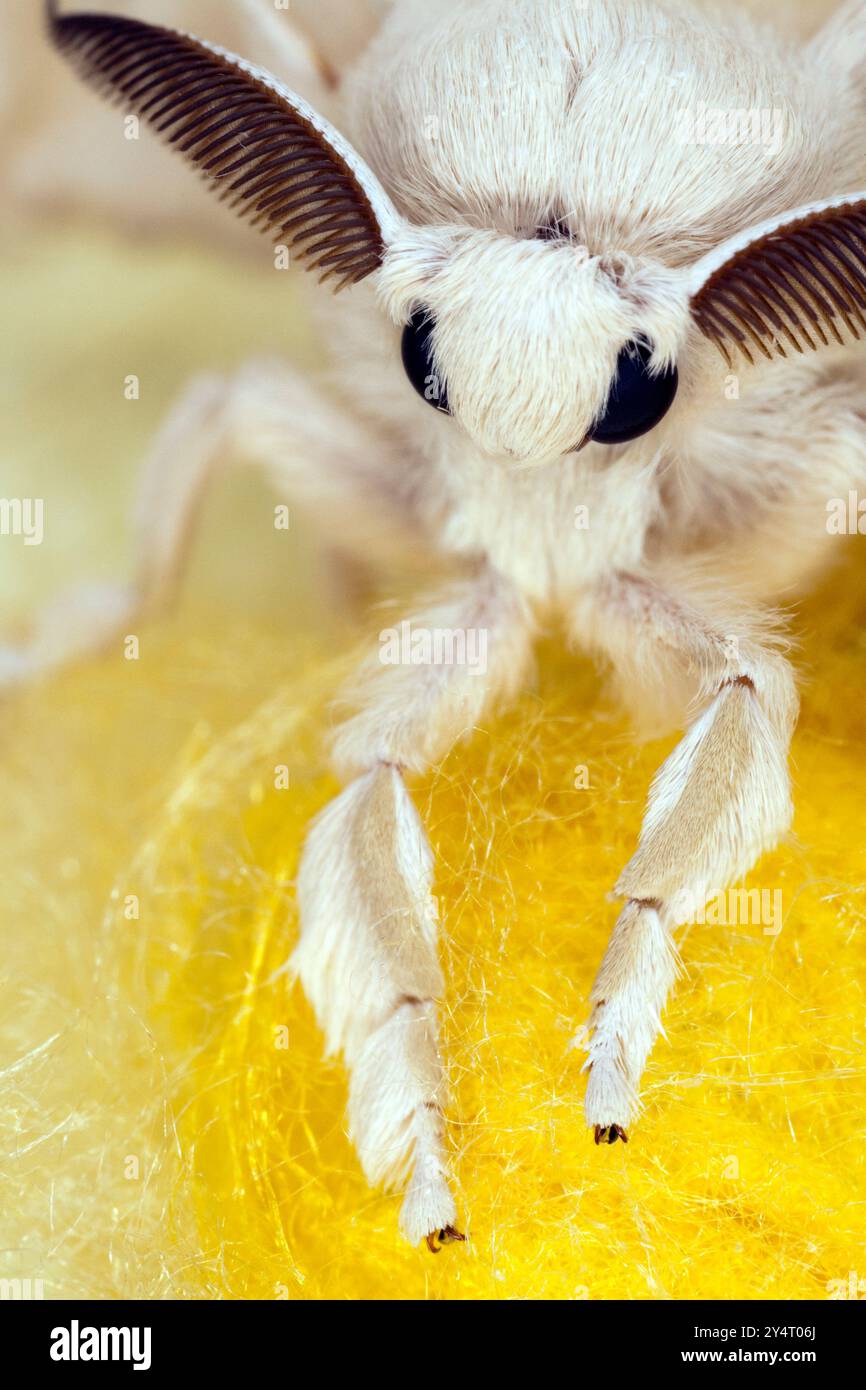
xmin=16 ymin=0 xmax=866 ymax=1248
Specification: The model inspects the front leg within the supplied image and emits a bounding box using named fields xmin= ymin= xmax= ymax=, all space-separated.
xmin=0 ymin=359 xmax=432 ymax=686
xmin=294 ymin=569 xmax=534 ymax=1246
xmin=570 ymin=573 xmax=798 ymax=1142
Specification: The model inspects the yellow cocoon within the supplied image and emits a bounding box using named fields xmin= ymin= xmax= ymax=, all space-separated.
xmin=2 ymin=572 xmax=866 ymax=1302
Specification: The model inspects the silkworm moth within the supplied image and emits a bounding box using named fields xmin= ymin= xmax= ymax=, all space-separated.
xmin=21 ymin=0 xmax=866 ymax=1248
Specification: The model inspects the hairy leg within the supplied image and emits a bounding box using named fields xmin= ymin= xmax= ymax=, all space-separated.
xmin=0 ymin=359 xmax=432 ymax=684
xmin=570 ymin=571 xmax=798 ymax=1141
xmin=294 ymin=569 xmax=534 ymax=1246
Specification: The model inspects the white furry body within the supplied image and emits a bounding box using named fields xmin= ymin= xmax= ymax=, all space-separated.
xmin=18 ymin=0 xmax=866 ymax=1245
xmin=322 ymin=0 xmax=866 ymax=615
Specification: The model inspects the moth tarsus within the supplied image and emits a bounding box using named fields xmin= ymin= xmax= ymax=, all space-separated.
xmin=594 ymin=1126 xmax=629 ymax=1146
xmin=426 ymin=1227 xmax=466 ymax=1254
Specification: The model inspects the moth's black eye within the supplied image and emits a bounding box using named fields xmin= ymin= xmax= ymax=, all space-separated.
xmin=588 ymin=340 xmax=678 ymax=445
xmin=401 ymin=310 xmax=450 ymax=413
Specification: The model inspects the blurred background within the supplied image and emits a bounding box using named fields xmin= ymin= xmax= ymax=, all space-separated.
xmin=0 ymin=0 xmax=389 ymax=633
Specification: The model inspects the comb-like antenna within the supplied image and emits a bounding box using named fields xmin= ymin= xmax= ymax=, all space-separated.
xmin=688 ymin=193 xmax=866 ymax=367
xmin=46 ymin=2 xmax=402 ymax=288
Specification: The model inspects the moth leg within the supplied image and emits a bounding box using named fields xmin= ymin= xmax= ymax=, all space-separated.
xmin=1 ymin=370 xmax=221 ymax=686
xmin=131 ymin=359 xmax=433 ymax=610
xmin=570 ymin=573 xmax=798 ymax=1139
xmin=293 ymin=571 xmax=533 ymax=1246
xmin=0 ymin=360 xmax=431 ymax=686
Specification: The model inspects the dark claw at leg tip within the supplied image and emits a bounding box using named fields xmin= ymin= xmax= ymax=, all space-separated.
xmin=425 ymin=1225 xmax=466 ymax=1253
xmin=594 ymin=1124 xmax=629 ymax=1145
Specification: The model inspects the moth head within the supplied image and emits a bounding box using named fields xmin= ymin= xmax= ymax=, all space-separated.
xmin=47 ymin=5 xmax=866 ymax=465
xmin=379 ymin=225 xmax=688 ymax=461
xmin=383 ymin=185 xmax=866 ymax=461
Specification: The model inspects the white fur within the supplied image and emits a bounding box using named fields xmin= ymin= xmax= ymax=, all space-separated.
xmin=584 ymin=900 xmax=679 ymax=1130
xmin=330 ymin=570 xmax=535 ymax=777
xmin=294 ymin=572 xmax=534 ymax=1236
xmin=294 ymin=764 xmax=455 ymax=1243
